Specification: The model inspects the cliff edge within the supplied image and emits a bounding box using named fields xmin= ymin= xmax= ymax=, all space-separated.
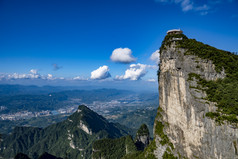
xmin=152 ymin=32 xmax=238 ymax=159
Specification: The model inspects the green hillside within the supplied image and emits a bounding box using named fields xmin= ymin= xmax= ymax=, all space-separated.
xmin=0 ymin=105 xmax=131 ymax=159
xmin=92 ymin=124 xmax=151 ymax=159
xmin=108 ymin=108 xmax=157 ymax=136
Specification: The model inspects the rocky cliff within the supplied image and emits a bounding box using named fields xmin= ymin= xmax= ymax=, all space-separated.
xmin=135 ymin=124 xmax=150 ymax=151
xmin=152 ymin=33 xmax=238 ymax=159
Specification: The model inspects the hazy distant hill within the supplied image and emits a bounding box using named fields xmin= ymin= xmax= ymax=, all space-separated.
xmin=0 ymin=88 xmax=133 ymax=114
xmin=0 ymin=105 xmax=132 ymax=159
xmin=0 ymin=84 xmax=66 ymax=96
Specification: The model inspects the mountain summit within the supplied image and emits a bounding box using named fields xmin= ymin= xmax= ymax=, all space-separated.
xmin=148 ymin=32 xmax=238 ymax=158
xmin=0 ymin=105 xmax=130 ymax=159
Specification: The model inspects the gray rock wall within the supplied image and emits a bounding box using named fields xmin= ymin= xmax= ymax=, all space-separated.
xmin=154 ymin=41 xmax=238 ymax=159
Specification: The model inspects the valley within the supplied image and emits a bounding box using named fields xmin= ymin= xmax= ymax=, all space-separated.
xmin=0 ymin=85 xmax=158 ymax=135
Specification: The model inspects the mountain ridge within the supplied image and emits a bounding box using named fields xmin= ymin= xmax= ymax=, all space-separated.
xmin=0 ymin=105 xmax=131 ymax=159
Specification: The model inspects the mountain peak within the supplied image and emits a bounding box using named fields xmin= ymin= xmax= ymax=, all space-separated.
xmin=77 ymin=104 xmax=89 ymax=111
xmin=67 ymin=105 xmax=108 ymax=134
xmin=151 ymin=33 xmax=238 ymax=158
xmin=1 ymin=105 xmax=130 ymax=159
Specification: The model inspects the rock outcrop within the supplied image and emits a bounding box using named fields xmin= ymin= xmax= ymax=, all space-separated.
xmin=135 ymin=124 xmax=150 ymax=151
xmin=153 ymin=33 xmax=238 ymax=159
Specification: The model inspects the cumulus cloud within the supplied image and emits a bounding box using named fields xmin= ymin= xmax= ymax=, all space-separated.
xmin=0 ymin=70 xmax=59 ymax=81
xmin=91 ymin=65 xmax=111 ymax=80
xmin=52 ymin=64 xmax=62 ymax=71
xmin=5 ymin=72 xmax=41 ymax=80
xmin=150 ymin=50 xmax=160 ymax=64
xmin=115 ymin=63 xmax=157 ymax=81
xmin=110 ymin=48 xmax=136 ymax=64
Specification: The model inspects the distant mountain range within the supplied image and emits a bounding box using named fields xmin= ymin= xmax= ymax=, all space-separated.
xmin=0 ymin=105 xmax=132 ymax=159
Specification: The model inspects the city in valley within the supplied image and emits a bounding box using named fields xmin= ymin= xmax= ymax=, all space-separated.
xmin=0 ymin=94 xmax=158 ymax=121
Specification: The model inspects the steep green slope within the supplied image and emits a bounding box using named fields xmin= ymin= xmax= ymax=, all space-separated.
xmin=92 ymin=135 xmax=139 ymax=159
xmin=109 ymin=108 xmax=157 ymax=136
xmin=92 ymin=136 xmax=127 ymax=159
xmin=0 ymin=105 xmax=131 ymax=159
xmin=92 ymin=124 xmax=151 ymax=159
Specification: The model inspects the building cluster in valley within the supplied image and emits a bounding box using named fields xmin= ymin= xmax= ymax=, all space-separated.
xmin=0 ymin=94 xmax=157 ymax=121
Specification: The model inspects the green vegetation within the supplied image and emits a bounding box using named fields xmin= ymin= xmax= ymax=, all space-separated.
xmin=188 ymin=72 xmax=238 ymax=125
xmin=178 ymin=38 xmax=238 ymax=75
xmin=160 ymin=34 xmax=188 ymax=53
xmin=136 ymin=124 xmax=150 ymax=137
xmin=92 ymin=137 xmax=126 ymax=159
xmin=122 ymin=140 xmax=156 ymax=159
xmin=154 ymin=120 xmax=178 ymax=158
xmin=93 ymin=124 xmax=153 ymax=159
xmin=155 ymin=121 xmax=173 ymax=149
xmin=161 ymin=33 xmax=238 ymax=125
xmin=109 ymin=107 xmax=157 ymax=136
xmin=125 ymin=135 xmax=137 ymax=153
xmin=151 ymin=106 xmax=178 ymax=158
xmin=0 ymin=114 xmax=69 ymax=134
xmin=0 ymin=105 xmax=131 ymax=159
xmin=162 ymin=151 xmax=178 ymax=159
xmin=135 ymin=124 xmax=150 ymax=151
xmin=92 ymin=135 xmax=139 ymax=159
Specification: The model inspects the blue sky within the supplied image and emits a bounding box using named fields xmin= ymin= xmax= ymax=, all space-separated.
xmin=0 ymin=0 xmax=238 ymax=91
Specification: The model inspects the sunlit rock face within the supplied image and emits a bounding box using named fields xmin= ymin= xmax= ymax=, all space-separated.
xmin=153 ymin=39 xmax=238 ymax=159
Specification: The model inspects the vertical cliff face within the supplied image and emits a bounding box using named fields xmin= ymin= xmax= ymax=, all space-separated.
xmin=153 ymin=34 xmax=238 ymax=159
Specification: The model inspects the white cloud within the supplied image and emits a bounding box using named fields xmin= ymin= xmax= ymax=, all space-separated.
xmin=181 ymin=0 xmax=193 ymax=11
xmin=115 ymin=63 xmax=157 ymax=81
xmin=0 ymin=69 xmax=58 ymax=81
xmin=5 ymin=72 xmax=40 ymax=80
xmin=147 ymin=79 xmax=156 ymax=82
xmin=73 ymin=76 xmax=82 ymax=80
xmin=150 ymin=50 xmax=160 ymax=64
xmin=72 ymin=76 xmax=88 ymax=81
xmin=47 ymin=74 xmax=53 ymax=80
xmin=110 ymin=48 xmax=136 ymax=64
xmin=30 ymin=69 xmax=38 ymax=74
xmin=91 ymin=65 xmax=111 ymax=80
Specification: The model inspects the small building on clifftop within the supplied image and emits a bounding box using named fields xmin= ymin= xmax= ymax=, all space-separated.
xmin=167 ymin=29 xmax=183 ymax=35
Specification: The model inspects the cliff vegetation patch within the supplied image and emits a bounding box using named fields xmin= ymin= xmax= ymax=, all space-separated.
xmin=161 ymin=33 xmax=238 ymax=125
xmin=188 ymin=73 xmax=238 ymax=125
